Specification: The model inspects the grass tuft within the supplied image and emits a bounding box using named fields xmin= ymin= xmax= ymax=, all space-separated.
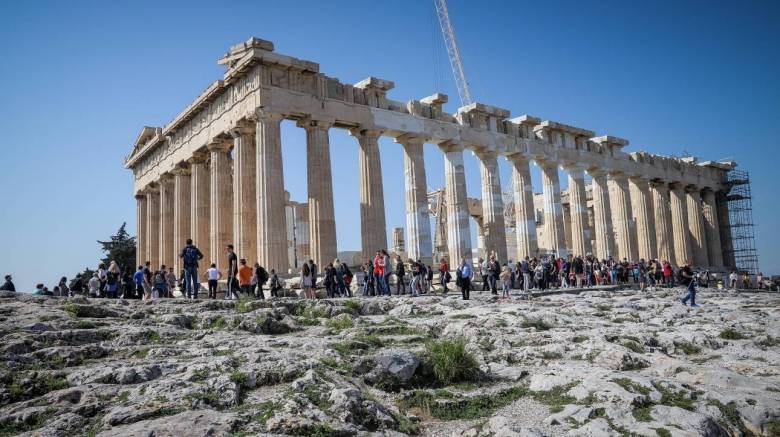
xmin=521 ymin=319 xmax=552 ymax=331
xmin=424 ymin=337 xmax=479 ymax=385
xmin=719 ymin=328 xmax=746 ymax=340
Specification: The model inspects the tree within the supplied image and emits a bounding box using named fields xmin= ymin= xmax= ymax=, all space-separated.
xmin=97 ymin=223 xmax=137 ymax=274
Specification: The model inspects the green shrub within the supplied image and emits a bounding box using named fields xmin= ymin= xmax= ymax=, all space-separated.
xmin=400 ymin=386 xmax=527 ymax=420
xmin=521 ymin=319 xmax=552 ymax=331
xmin=326 ymin=317 xmax=354 ymax=332
xmin=450 ymin=313 xmax=475 ymax=320
xmin=572 ymin=335 xmax=589 ymax=343
xmin=144 ymin=330 xmax=162 ymax=343
xmin=209 ymin=316 xmax=227 ymax=330
xmin=622 ymin=340 xmax=645 ymax=354
xmin=235 ymin=296 xmax=256 ymax=314
xmin=75 ymin=320 xmax=96 ymax=329
xmin=344 ymin=300 xmax=361 ymax=312
xmin=425 ymin=337 xmax=479 ymax=385
xmin=541 ymin=351 xmax=563 ymax=360
xmin=230 ymin=372 xmax=249 ymax=388
xmin=719 ymin=328 xmax=746 ymax=340
xmin=674 ymin=341 xmax=701 ymax=355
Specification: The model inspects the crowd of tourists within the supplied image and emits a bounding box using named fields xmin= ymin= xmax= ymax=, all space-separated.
xmin=5 ymin=238 xmax=772 ymax=303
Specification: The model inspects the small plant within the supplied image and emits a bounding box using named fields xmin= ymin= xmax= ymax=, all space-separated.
xmin=719 ymin=328 xmax=746 ymax=340
xmin=133 ymin=347 xmax=149 ymax=358
xmin=75 ymin=320 xmax=96 ymax=329
xmin=756 ymin=336 xmax=780 ymax=347
xmin=230 ymin=371 xmax=249 ymax=388
xmin=400 ymin=386 xmax=527 ymax=420
xmin=450 ymin=313 xmax=475 ymax=320
xmin=595 ymin=303 xmax=613 ymax=311
xmin=326 ymin=316 xmax=355 ymax=332
xmin=612 ymin=378 xmax=651 ymax=395
xmin=495 ymin=318 xmax=508 ymax=328
xmin=209 ymin=316 xmax=227 ymax=330
xmin=191 ymin=369 xmax=210 ymax=382
xmin=344 ymin=300 xmax=361 ymax=312
xmin=521 ymin=318 xmax=552 ymax=331
xmin=622 ymin=340 xmax=645 ymax=354
xmin=674 ymin=341 xmax=701 ymax=355
xmin=572 ymin=335 xmax=589 ymax=343
xmin=144 ymin=330 xmax=162 ymax=343
xmin=425 ymin=337 xmax=479 ymax=385
xmin=541 ymin=351 xmax=563 ymax=360
xmin=235 ymin=296 xmax=256 ymax=314
xmin=117 ymin=391 xmax=130 ymax=402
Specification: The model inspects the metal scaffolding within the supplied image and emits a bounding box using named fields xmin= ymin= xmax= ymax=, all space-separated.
xmin=726 ymin=169 xmax=760 ymax=274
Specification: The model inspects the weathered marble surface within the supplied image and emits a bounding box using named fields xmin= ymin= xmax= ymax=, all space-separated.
xmin=0 ymin=288 xmax=778 ymax=436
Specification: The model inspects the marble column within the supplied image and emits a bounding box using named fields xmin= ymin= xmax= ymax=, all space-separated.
xmin=136 ymin=194 xmax=147 ymax=266
xmin=686 ymin=187 xmax=709 ymax=268
xmin=439 ymin=141 xmax=472 ymax=264
xmin=172 ymin=167 xmax=191 ymax=274
xmin=716 ymin=191 xmax=735 ymax=268
xmin=650 ymin=180 xmax=674 ymax=264
xmin=608 ymin=173 xmax=638 ymax=261
xmin=159 ymin=174 xmax=175 ymax=269
xmin=629 ymin=176 xmax=657 ymax=261
xmin=230 ymin=123 xmax=257 ymax=263
xmin=255 ymin=111 xmax=289 ymax=272
xmin=299 ymin=118 xmax=337 ymax=268
xmin=209 ymin=140 xmax=233 ymax=271
xmin=353 ymin=128 xmax=388 ymax=261
xmin=702 ymin=189 xmax=724 ymax=268
xmin=477 ymin=150 xmax=507 ymax=261
xmin=565 ymin=165 xmax=591 ymax=257
xmin=669 ymin=183 xmax=692 ymax=266
xmin=397 ymin=135 xmax=433 ymax=265
xmin=590 ymin=171 xmax=615 ymax=260
xmin=509 ymin=155 xmax=538 ymax=259
xmin=189 ymin=153 xmax=210 ymax=267
xmin=539 ymin=162 xmax=567 ymax=257
xmin=145 ymin=186 xmax=160 ymax=269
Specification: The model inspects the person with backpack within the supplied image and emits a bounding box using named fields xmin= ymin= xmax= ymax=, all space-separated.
xmin=254 ymin=263 xmax=269 ymax=299
xmin=342 ymin=263 xmax=354 ymax=297
xmin=395 ymin=256 xmax=406 ymax=295
xmin=334 ymin=259 xmax=349 ymax=297
xmin=152 ymin=269 xmax=166 ymax=300
xmin=679 ymin=260 xmax=698 ymax=307
xmin=179 ymin=239 xmax=204 ymax=299
xmin=166 ymin=267 xmax=177 ymax=297
xmin=105 ymin=261 xmax=121 ymax=298
xmin=268 ymin=269 xmax=282 ymax=297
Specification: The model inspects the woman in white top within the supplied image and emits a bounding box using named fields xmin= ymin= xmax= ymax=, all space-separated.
xmin=301 ymin=262 xmax=313 ymax=299
xmin=204 ymin=263 xmax=222 ymax=299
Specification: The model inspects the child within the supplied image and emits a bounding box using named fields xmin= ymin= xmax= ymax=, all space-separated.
xmin=500 ymin=266 xmax=512 ymax=299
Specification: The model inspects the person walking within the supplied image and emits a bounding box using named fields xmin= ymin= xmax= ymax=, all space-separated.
xmin=477 ymin=258 xmax=488 ymax=291
xmin=395 ymin=256 xmax=406 ymax=295
xmin=268 ymin=269 xmax=282 ymax=298
xmin=165 ymin=267 xmax=177 ymax=298
xmin=0 ymin=275 xmax=15 ymax=292
xmin=132 ymin=266 xmax=144 ymax=299
xmin=438 ymin=258 xmax=451 ymax=294
xmin=334 ymin=259 xmax=349 ymax=297
xmin=254 ymin=263 xmax=268 ymax=299
xmin=87 ymin=273 xmax=100 ymax=297
xmin=323 ymin=263 xmax=336 ymax=298
xmin=205 ymin=263 xmax=221 ymax=299
xmin=409 ymin=259 xmax=421 ymax=297
xmin=680 ymin=260 xmax=698 ymax=307
xmin=488 ymin=255 xmax=500 ymax=295
xmin=457 ymin=258 xmax=473 ymax=300
xmin=373 ymin=251 xmax=385 ymax=296
xmin=179 ymin=239 xmax=204 ymax=299
xmin=362 ymin=261 xmax=374 ymax=296
xmin=225 ymin=245 xmax=238 ymax=300
xmin=106 ymin=261 xmax=121 ymax=298
xmin=96 ymin=263 xmax=107 ymax=298
xmin=237 ymin=259 xmax=253 ymax=298
xmin=301 ymin=262 xmax=314 ymax=299
xmin=500 ymin=265 xmax=512 ymax=299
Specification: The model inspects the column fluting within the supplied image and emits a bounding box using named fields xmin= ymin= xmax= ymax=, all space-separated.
xmin=189 ymin=153 xmax=211 ymax=267
xmin=509 ymin=155 xmax=538 ymax=260
xmin=209 ymin=140 xmax=233 ymax=272
xmin=255 ymin=110 xmax=289 ymax=272
xmin=608 ymin=173 xmax=638 ymax=261
xmin=565 ymin=165 xmax=591 ymax=257
xmin=629 ymin=176 xmax=657 ymax=261
xmin=440 ymin=141 xmax=472 ymax=265
xmin=669 ymin=183 xmax=692 ymax=266
xmin=686 ymin=187 xmax=709 ymax=268
xmin=173 ymin=168 xmax=191 ymax=274
xmin=230 ymin=123 xmax=258 ymax=264
xmin=159 ymin=174 xmax=175 ymax=269
xmin=353 ymin=128 xmax=388 ymax=261
xmin=398 ymin=135 xmax=433 ymax=265
xmin=590 ymin=171 xmax=615 ymax=260
xmin=477 ymin=150 xmax=507 ymax=261
xmin=650 ymin=180 xmax=674 ymax=264
xmin=540 ymin=162 xmax=567 ymax=257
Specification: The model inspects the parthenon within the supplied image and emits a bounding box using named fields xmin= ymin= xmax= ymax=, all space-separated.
xmin=125 ymin=37 xmax=737 ymax=274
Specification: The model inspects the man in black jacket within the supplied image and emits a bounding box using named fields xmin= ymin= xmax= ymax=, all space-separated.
xmin=180 ymin=238 xmax=204 ymax=299
xmin=0 ymin=275 xmax=15 ymax=292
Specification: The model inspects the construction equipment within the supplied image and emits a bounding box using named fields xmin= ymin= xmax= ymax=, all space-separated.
xmin=433 ymin=0 xmax=474 ymax=106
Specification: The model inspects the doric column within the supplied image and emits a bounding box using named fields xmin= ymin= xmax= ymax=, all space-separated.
xmin=565 ymin=164 xmax=591 ymax=257
xmin=590 ymin=171 xmax=615 ymax=260
xmin=439 ymin=141 xmax=472 ymax=264
xmin=189 ymin=152 xmax=210 ymax=267
xmin=172 ymin=167 xmax=191 ymax=274
xmin=629 ymin=176 xmax=656 ymax=261
xmin=669 ymin=183 xmax=692 ymax=266
xmin=477 ymin=150 xmax=507 ymax=261
xmin=539 ymin=161 xmax=567 ymax=257
xmin=299 ymin=118 xmax=337 ymax=267
xmin=608 ymin=173 xmax=638 ymax=261
xmin=230 ymin=122 xmax=257 ymax=263
xmin=209 ymin=139 xmax=233 ymax=271
xmin=650 ymin=180 xmax=674 ymax=264
xmin=397 ymin=135 xmax=433 ymax=265
xmin=145 ymin=186 xmax=160 ymax=269
xmin=716 ymin=191 xmax=735 ymax=268
xmin=686 ymin=187 xmax=709 ymax=268
xmin=136 ymin=193 xmax=147 ymax=266
xmin=352 ymin=128 xmax=388 ymax=261
xmin=159 ymin=174 xmax=175 ymax=269
xmin=509 ymin=155 xmax=538 ymax=259
xmin=255 ymin=110 xmax=289 ymax=272
xmin=702 ymin=189 xmax=724 ymax=268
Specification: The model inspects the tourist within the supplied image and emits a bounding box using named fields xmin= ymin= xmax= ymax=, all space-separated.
xmin=373 ymin=251 xmax=385 ymax=296
xmin=478 ymin=258 xmax=488 ymax=291
xmin=382 ymin=250 xmax=392 ymax=296
xmin=742 ymin=272 xmax=751 ymax=289
xmin=757 ymin=272 xmax=764 ymax=290
xmin=456 ymin=258 xmax=472 ymax=300
xmin=153 ymin=269 xmax=166 ymax=300
xmin=254 ymin=262 xmax=268 ymax=299
xmin=158 ymin=265 xmax=169 ymax=298
xmin=88 ymin=273 xmax=100 ymax=297
xmin=175 ymin=239 xmax=200 ymax=298
xmin=637 ymin=260 xmax=647 ymax=292
xmin=334 ymin=259 xmax=349 ymax=297
xmin=729 ymin=271 xmax=738 ymax=290
xmin=362 ymin=262 xmax=374 ymax=296
xmin=662 ymin=261 xmax=673 ymax=288
xmin=57 ymin=277 xmax=69 ymax=297
xmin=105 ymin=261 xmax=121 ymax=298
xmin=268 ymin=269 xmax=282 ymax=298
xmin=323 ymin=263 xmax=336 ymax=298
xmin=33 ymin=283 xmax=45 ymax=295
xmin=142 ymin=261 xmax=153 ymax=300
xmin=485 ymin=255 xmax=498 ymax=295
xmin=133 ymin=266 xmax=145 ymax=300
xmin=166 ymin=267 xmax=177 ymax=298
xmin=395 ymin=255 xmax=406 ymax=295
xmin=426 ymin=263 xmax=434 ymax=293
xmin=438 ymin=258 xmax=450 ymax=294
xmin=679 ymin=260 xmax=698 ymax=307
xmin=409 ymin=259 xmax=421 ymax=297
xmin=226 ymin=245 xmax=238 ymax=300
xmin=500 ymin=265 xmax=512 ymax=299
xmin=301 ymin=261 xmax=314 ymax=299
xmin=0 ymin=275 xmax=15 ymax=292
xmin=308 ymin=259 xmax=318 ymax=290
xmin=69 ymin=274 xmax=84 ymax=296
xmin=520 ymin=257 xmax=531 ymax=292
xmin=237 ymin=259 xmax=253 ymax=298
xmin=97 ymin=263 xmax=107 ymax=297
xmin=205 ymin=263 xmax=221 ymax=299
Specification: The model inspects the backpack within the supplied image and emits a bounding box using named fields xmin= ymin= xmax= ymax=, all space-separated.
xmin=107 ymin=271 xmax=118 ymax=285
xmin=183 ymin=246 xmax=200 ymax=266
xmin=258 ymin=267 xmax=269 ymax=285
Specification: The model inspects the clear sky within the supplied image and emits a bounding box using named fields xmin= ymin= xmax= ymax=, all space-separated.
xmin=1 ymin=0 xmax=778 ymax=292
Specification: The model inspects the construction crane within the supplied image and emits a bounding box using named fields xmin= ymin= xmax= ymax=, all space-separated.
xmin=433 ymin=0 xmax=474 ymax=106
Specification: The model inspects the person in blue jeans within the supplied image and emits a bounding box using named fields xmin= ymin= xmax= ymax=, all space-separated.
xmin=680 ymin=260 xmax=698 ymax=307
xmin=179 ymin=238 xmax=204 ymax=299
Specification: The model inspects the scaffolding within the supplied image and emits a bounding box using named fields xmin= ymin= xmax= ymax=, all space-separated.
xmin=726 ymin=169 xmax=760 ymax=274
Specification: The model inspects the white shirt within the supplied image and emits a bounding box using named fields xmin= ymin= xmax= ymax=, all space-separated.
xmin=207 ymin=268 xmax=221 ymax=280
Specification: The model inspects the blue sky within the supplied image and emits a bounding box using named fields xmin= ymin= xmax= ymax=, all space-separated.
xmin=1 ymin=0 xmax=778 ymax=292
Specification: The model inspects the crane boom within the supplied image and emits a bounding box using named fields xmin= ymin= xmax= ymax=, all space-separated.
xmin=433 ymin=0 xmax=473 ymax=106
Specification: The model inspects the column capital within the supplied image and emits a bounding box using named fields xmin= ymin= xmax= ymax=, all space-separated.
xmin=562 ymin=162 xmax=587 ymax=173
xmin=685 ymin=184 xmax=701 ymax=193
xmin=170 ymin=164 xmax=191 ymax=176
xmin=669 ymin=181 xmax=686 ymax=190
xmin=158 ymin=173 xmax=175 ymax=185
xmin=251 ymin=108 xmax=284 ymax=123
xmin=536 ymin=157 xmax=560 ymax=170
xmin=628 ymin=175 xmax=649 ymax=183
xmin=349 ymin=127 xmax=383 ymax=141
xmin=437 ymin=140 xmax=465 ymax=153
xmin=228 ymin=120 xmax=254 ymax=139
xmin=505 ymin=152 xmax=531 ymax=164
xmin=188 ymin=150 xmax=209 ymax=164
xmin=474 ymin=149 xmax=498 ymax=161
xmin=135 ymin=193 xmax=147 ymax=200
xmin=144 ymin=183 xmax=160 ymax=193
xmin=207 ymin=137 xmax=232 ymax=152
xmin=297 ymin=116 xmax=334 ymax=131
xmin=394 ymin=133 xmax=428 ymax=146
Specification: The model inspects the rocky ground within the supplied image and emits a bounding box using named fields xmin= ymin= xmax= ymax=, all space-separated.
xmin=0 ymin=286 xmax=779 ymax=437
